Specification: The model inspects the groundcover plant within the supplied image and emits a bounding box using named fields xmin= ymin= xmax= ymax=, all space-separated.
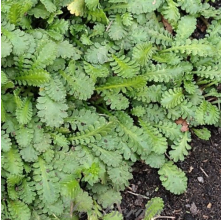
xmin=1 ymin=0 xmax=221 ymax=219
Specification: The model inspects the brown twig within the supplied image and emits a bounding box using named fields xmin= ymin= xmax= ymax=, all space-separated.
xmin=116 ymin=203 xmax=122 ymax=213
xmin=127 ymin=191 xmax=149 ymax=199
xmin=200 ymin=167 xmax=209 ymax=178
xmin=153 ymin=215 xmax=176 ymax=219
xmin=199 ymin=16 xmax=209 ymax=27
xmin=126 ymin=186 xmax=133 ymax=191
xmin=165 ymin=152 xmax=172 ymax=160
xmin=106 ymin=20 xmax=113 ymax=32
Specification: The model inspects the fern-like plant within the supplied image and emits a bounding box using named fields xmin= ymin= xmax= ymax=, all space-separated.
xmin=1 ymin=0 xmax=221 ymax=219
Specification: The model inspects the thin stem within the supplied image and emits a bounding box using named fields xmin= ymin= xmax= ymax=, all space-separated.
xmin=70 ymin=201 xmax=74 ymax=218
xmin=153 ymin=216 xmax=176 ymax=219
xmin=127 ymin=191 xmax=149 ymax=199
xmin=95 ymin=105 xmax=112 ymax=116
xmin=199 ymin=16 xmax=209 ymax=27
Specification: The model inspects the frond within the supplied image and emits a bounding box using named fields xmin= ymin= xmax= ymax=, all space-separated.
xmin=195 ymin=100 xmax=220 ymax=125
xmin=15 ymin=98 xmax=33 ymax=125
xmin=139 ymin=119 xmax=168 ymax=155
xmin=31 ymin=40 xmax=57 ymax=69
xmin=153 ymin=120 xmax=182 ymax=141
xmin=114 ymin=112 xmax=151 ymax=156
xmin=103 ymin=211 xmax=123 ymax=220
xmin=169 ymin=132 xmax=191 ymax=162
xmin=33 ymin=157 xmax=60 ymax=204
xmin=146 ymin=22 xmax=174 ymax=46
xmin=158 ymin=161 xmax=187 ymax=194
xmin=121 ymin=12 xmax=133 ymax=26
xmin=96 ymin=76 xmax=146 ymax=93
xmin=144 ymin=197 xmax=164 ymax=220
xmin=87 ymin=9 xmax=109 ymax=24
xmin=110 ymin=54 xmax=140 ymax=78
xmin=128 ymin=85 xmax=165 ymax=103
xmin=68 ymin=118 xmax=116 ymax=145
xmin=2 ymin=148 xmax=23 ymax=175
xmin=84 ymin=62 xmax=109 ymax=82
xmin=152 ymin=52 xmax=181 ymax=65
xmin=132 ymin=43 xmax=156 ymax=66
xmin=42 ymin=76 xmax=66 ymax=102
xmin=60 ymin=62 xmax=95 ymax=100
xmin=15 ymin=69 xmax=51 ymax=86
xmin=108 ymin=15 xmax=127 ymax=40
xmin=162 ymin=39 xmax=217 ymax=57
xmin=8 ymin=200 xmax=31 ymax=220
xmin=85 ymin=0 xmax=99 ymax=10
xmin=141 ymin=104 xmax=166 ymax=123
xmin=160 ymin=0 xmax=180 ymax=27
xmin=15 ymin=126 xmax=34 ymax=148
xmin=192 ymin=65 xmax=221 ymax=81
xmin=1 ymin=131 xmax=12 ymax=152
xmin=144 ymin=62 xmax=192 ymax=82
xmin=192 ymin=127 xmax=211 ymax=141
xmin=161 ymin=87 xmax=185 ymax=109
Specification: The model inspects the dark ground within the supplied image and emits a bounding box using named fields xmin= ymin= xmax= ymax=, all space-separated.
xmin=120 ymin=127 xmax=221 ymax=220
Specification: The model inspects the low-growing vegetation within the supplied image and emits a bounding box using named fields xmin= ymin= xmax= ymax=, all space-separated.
xmin=1 ymin=0 xmax=221 ymax=219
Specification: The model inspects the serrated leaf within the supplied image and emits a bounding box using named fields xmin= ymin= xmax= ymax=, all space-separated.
xmin=43 ymin=76 xmax=66 ymax=102
xmin=16 ymin=98 xmax=33 ymax=125
xmin=158 ymin=161 xmax=187 ymax=194
xmin=103 ymin=211 xmax=123 ymax=220
xmin=169 ymin=132 xmax=191 ymax=162
xmin=1 ymin=131 xmax=12 ymax=152
xmin=37 ymin=93 xmax=68 ymax=127
xmin=192 ymin=127 xmax=211 ymax=140
xmin=67 ymin=0 xmax=85 ymax=16
xmin=97 ymin=189 xmax=122 ymax=208
xmin=1 ymin=36 xmax=12 ymax=58
xmin=8 ymin=200 xmax=31 ymax=220
xmin=15 ymin=70 xmax=51 ymax=86
xmin=144 ymin=197 xmax=164 ymax=220
xmin=161 ymin=87 xmax=184 ymax=108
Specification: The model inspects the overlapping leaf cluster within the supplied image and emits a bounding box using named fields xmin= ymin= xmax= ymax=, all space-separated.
xmin=1 ymin=0 xmax=221 ymax=219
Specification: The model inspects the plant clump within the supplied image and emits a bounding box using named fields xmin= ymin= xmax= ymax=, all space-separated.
xmin=1 ymin=0 xmax=221 ymax=219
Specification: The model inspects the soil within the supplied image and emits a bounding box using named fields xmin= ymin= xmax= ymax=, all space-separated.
xmin=120 ymin=127 xmax=221 ymax=220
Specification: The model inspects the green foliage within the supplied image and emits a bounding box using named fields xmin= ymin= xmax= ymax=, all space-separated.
xmin=192 ymin=127 xmax=211 ymax=140
xmin=144 ymin=197 xmax=164 ymax=220
xmin=1 ymin=0 xmax=221 ymax=219
xmin=158 ymin=161 xmax=187 ymax=194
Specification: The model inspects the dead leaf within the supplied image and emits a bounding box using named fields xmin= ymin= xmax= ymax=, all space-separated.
xmin=175 ymin=117 xmax=189 ymax=132
xmin=162 ymin=16 xmax=173 ymax=33
xmin=190 ymin=202 xmax=198 ymax=216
